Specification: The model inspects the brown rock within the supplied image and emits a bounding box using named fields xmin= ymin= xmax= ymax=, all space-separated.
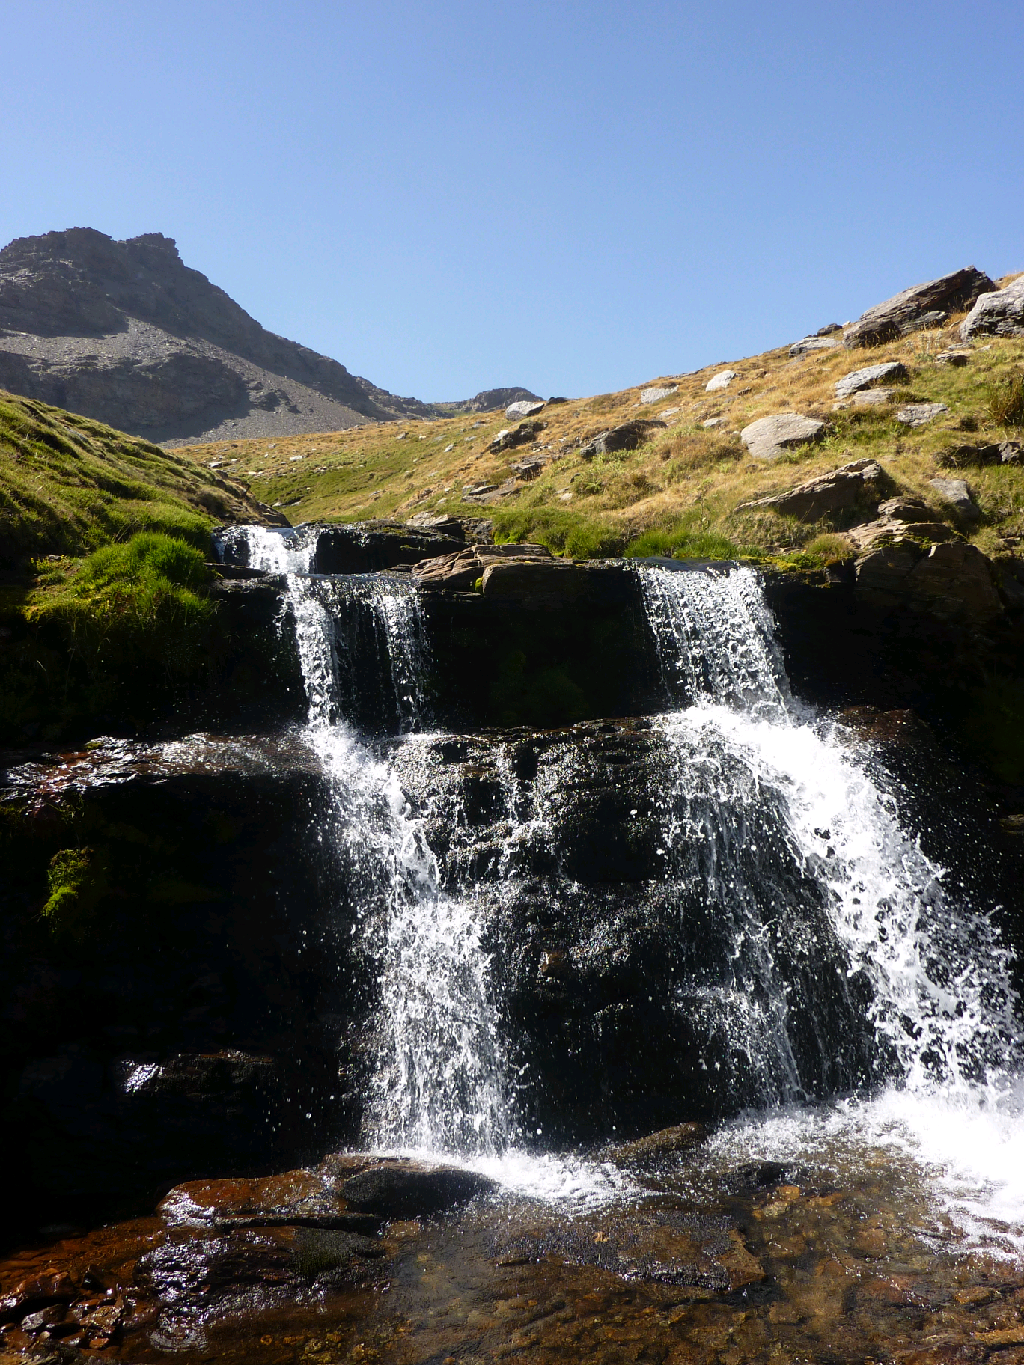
xmin=413 ymin=542 xmax=552 ymax=591
xmin=158 ymin=1169 xmax=380 ymax=1234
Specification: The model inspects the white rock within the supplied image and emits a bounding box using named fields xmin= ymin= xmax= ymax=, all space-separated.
xmin=740 ymin=413 xmax=825 ymax=460
xmin=896 ymin=402 xmax=948 ymax=427
xmin=705 ymin=369 xmax=737 ymax=392
xmin=702 ymin=417 xmax=724 ymax=429
xmin=505 ymin=400 xmax=546 ymax=419
xmin=834 ymin=361 xmax=907 ymax=400
xmin=789 ymin=337 xmax=841 ymax=357
xmin=639 ymin=385 xmax=677 ymax=404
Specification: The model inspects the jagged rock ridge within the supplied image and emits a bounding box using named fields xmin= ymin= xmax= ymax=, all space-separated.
xmin=0 ymin=228 xmax=539 ymax=444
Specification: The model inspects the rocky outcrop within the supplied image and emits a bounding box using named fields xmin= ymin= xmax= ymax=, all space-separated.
xmin=960 ymin=274 xmax=1024 ymax=340
xmin=578 ymin=418 xmax=667 ymax=459
xmin=413 ymin=542 xmax=554 ymax=591
xmin=847 ymin=495 xmax=957 ymax=551
xmin=842 ymin=267 xmax=994 ymax=347
xmin=639 ymin=385 xmax=677 ymax=403
xmin=489 ymin=420 xmax=544 ymax=452
xmin=855 ymin=539 xmax=1003 ymax=623
xmin=740 ymin=413 xmax=824 ymax=460
xmin=0 ymin=228 xmax=536 ymax=443
xmin=737 ymin=458 xmax=886 ymax=522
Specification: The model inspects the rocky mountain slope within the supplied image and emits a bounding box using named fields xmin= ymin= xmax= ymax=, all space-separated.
xmin=0 ymin=229 xmax=539 ymax=444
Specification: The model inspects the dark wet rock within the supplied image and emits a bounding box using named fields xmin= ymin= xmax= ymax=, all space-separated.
xmin=159 ymin=1170 xmax=382 ymax=1236
xmin=737 ymin=458 xmax=886 ymax=523
xmin=480 ymin=558 xmax=585 ymax=606
xmin=843 ymin=267 xmax=994 ymax=347
xmin=604 ymin=1121 xmax=708 ymax=1165
xmin=0 ymin=1273 xmax=77 ymax=1324
xmin=834 ymin=361 xmax=908 ymax=399
xmin=339 ymin=1162 xmax=495 ymax=1219
xmin=724 ymin=1160 xmax=792 ymax=1192
xmin=960 ymin=273 xmax=1024 ymax=340
xmin=493 ymin=1209 xmax=763 ymax=1290
xmin=740 ymin=413 xmax=824 ymax=460
xmin=856 ymin=539 xmax=1003 ymax=623
xmin=579 ymin=419 xmax=666 ymax=459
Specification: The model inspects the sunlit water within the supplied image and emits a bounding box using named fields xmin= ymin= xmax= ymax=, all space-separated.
xmin=213 ymin=530 xmax=1024 ymax=1247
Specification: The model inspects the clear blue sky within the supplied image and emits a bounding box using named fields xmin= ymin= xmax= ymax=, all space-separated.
xmin=3 ymin=0 xmax=1022 ymax=402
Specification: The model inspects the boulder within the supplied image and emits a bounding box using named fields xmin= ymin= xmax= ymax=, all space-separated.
xmin=639 ymin=385 xmax=677 ymax=404
xmin=850 ymin=388 xmax=894 ymax=407
xmin=505 ymin=399 xmax=546 ymax=419
xmin=579 ymin=419 xmax=666 ymax=460
xmin=935 ymin=348 xmax=971 ymax=366
xmin=740 ymin=413 xmax=825 ymax=460
xmin=834 ymin=361 xmax=908 ymax=399
xmin=929 ymin=477 xmax=980 ymax=521
xmin=1002 ymin=441 xmax=1023 ymax=465
xmin=843 ymin=267 xmax=994 ymax=347
xmin=896 ymin=401 xmax=948 ymax=427
xmin=705 ymin=369 xmax=737 ymax=392
xmin=737 ymin=458 xmax=885 ymax=522
xmin=960 ymin=274 xmax=1024 ymax=340
xmin=490 ymin=420 xmax=544 ymax=452
xmin=604 ymin=1121 xmax=707 ymax=1166
xmin=789 ymin=336 xmax=841 ymax=357
xmin=340 ymin=1162 xmax=494 ymax=1219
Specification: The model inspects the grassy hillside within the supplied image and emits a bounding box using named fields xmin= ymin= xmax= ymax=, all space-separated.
xmin=182 ymin=282 xmax=1024 ymax=567
xmin=0 ymin=389 xmax=272 ymax=566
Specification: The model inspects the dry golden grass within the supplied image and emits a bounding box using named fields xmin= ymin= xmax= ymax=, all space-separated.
xmin=177 ymin=302 xmax=1024 ymax=564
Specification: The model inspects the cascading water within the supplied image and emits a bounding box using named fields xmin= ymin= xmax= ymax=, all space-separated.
xmin=215 ymin=525 xmax=509 ymax=1160
xmin=638 ymin=562 xmax=1024 ymax=1247
xmin=214 ymin=526 xmax=1024 ymax=1237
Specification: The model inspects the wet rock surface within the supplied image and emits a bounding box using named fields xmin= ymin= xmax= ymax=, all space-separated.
xmin=3 ymin=1139 xmax=1024 ymax=1365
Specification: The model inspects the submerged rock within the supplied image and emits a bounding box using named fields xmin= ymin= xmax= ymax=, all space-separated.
xmin=339 ymin=1162 xmax=495 ymax=1218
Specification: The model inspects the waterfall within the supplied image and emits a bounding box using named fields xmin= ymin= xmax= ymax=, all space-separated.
xmin=214 ymin=525 xmax=507 ymax=1159
xmin=638 ymin=563 xmax=1019 ymax=1100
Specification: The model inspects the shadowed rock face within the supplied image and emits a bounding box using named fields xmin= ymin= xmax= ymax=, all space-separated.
xmin=0 ymin=229 xmax=534 ymax=443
